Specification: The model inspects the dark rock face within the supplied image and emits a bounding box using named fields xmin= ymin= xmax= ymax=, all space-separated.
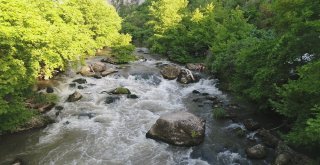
xmin=192 ymin=90 xmax=200 ymax=94
xmin=72 ymin=78 xmax=87 ymax=84
xmin=127 ymin=94 xmax=139 ymax=99
xmin=66 ymin=91 xmax=82 ymax=102
xmin=110 ymin=87 xmax=131 ymax=94
xmin=257 ymin=129 xmax=280 ymax=147
xmin=105 ymin=96 xmax=120 ymax=104
xmin=46 ymin=87 xmax=54 ymax=93
xmin=243 ymin=119 xmax=260 ymax=131
xmin=245 ymin=144 xmax=267 ymax=159
xmin=55 ymin=106 xmax=64 ymax=111
xmin=146 ymin=112 xmax=205 ymax=147
xmin=160 ymin=65 xmax=181 ymax=80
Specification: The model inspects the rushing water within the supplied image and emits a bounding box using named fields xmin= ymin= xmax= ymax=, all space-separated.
xmin=0 ymin=49 xmax=273 ymax=165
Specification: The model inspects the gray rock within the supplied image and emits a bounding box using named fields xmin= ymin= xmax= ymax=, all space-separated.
xmin=177 ymin=69 xmax=199 ymax=84
xmin=160 ymin=65 xmax=181 ymax=80
xmin=66 ymin=91 xmax=82 ymax=102
xmin=92 ymin=62 xmax=106 ymax=72
xmin=93 ymin=73 xmax=102 ymax=79
xmin=186 ymin=63 xmax=205 ymax=71
xmin=146 ymin=112 xmax=205 ymax=147
xmin=101 ymin=68 xmax=118 ymax=77
xmin=245 ymin=144 xmax=267 ymax=159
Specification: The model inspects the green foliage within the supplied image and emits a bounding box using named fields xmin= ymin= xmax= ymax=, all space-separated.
xmin=191 ymin=130 xmax=200 ymax=138
xmin=213 ymin=107 xmax=226 ymax=119
xmin=0 ymin=96 xmax=34 ymax=132
xmin=0 ymin=0 xmax=132 ymax=132
xmin=272 ymin=61 xmax=320 ymax=145
xmin=111 ymin=45 xmax=136 ymax=63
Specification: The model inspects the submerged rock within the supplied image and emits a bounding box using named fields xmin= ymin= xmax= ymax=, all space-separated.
xmin=245 ymin=144 xmax=267 ymax=159
xmin=127 ymin=94 xmax=139 ymax=99
xmin=55 ymin=106 xmax=64 ymax=111
xmin=105 ymin=96 xmax=120 ymax=104
xmin=110 ymin=87 xmax=131 ymax=94
xmin=146 ymin=112 xmax=205 ymax=147
xmin=72 ymin=78 xmax=87 ymax=84
xmin=160 ymin=65 xmax=181 ymax=80
xmin=66 ymin=91 xmax=82 ymax=102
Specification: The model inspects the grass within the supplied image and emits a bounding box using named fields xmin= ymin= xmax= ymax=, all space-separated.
xmin=213 ymin=107 xmax=226 ymax=119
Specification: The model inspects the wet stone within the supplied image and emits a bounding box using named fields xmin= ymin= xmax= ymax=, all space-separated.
xmin=55 ymin=106 xmax=64 ymax=111
xmin=192 ymin=90 xmax=200 ymax=94
xmin=69 ymin=83 xmax=76 ymax=88
xmin=46 ymin=87 xmax=54 ymax=93
xmin=127 ymin=94 xmax=139 ymax=99
xmin=72 ymin=78 xmax=87 ymax=84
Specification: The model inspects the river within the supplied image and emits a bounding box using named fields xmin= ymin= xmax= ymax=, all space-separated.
xmin=0 ymin=49 xmax=273 ymax=165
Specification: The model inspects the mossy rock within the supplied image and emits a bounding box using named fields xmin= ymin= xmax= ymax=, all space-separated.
xmin=111 ymin=87 xmax=131 ymax=94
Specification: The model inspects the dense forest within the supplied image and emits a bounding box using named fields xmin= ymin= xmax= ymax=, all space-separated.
xmin=0 ymin=0 xmax=319 ymax=157
xmin=120 ymin=0 xmax=320 ymax=148
xmin=0 ymin=0 xmax=134 ymax=132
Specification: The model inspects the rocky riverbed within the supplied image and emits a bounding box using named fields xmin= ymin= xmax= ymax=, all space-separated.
xmin=0 ymin=48 xmax=312 ymax=165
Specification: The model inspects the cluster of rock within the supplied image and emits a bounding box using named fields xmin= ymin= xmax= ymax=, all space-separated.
xmin=240 ymin=118 xmax=313 ymax=164
xmin=78 ymin=62 xmax=118 ymax=78
xmin=104 ymin=87 xmax=138 ymax=104
xmin=160 ymin=64 xmax=202 ymax=84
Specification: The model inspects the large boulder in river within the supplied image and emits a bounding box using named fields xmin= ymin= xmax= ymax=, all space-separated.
xmin=146 ymin=112 xmax=205 ymax=147
xmin=66 ymin=91 xmax=82 ymax=102
xmin=177 ymin=69 xmax=200 ymax=84
xmin=245 ymin=144 xmax=267 ymax=159
xmin=160 ymin=65 xmax=181 ymax=80
xmin=92 ymin=62 xmax=106 ymax=72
